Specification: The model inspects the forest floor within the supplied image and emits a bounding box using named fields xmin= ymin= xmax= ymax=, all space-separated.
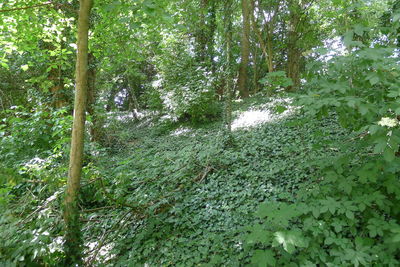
xmin=82 ymin=96 xmax=351 ymax=266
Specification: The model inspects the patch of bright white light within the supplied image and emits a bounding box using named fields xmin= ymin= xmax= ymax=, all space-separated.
xmin=231 ymin=98 xmax=294 ymax=131
xmin=171 ymin=127 xmax=192 ymax=136
xmin=86 ymin=242 xmax=115 ymax=262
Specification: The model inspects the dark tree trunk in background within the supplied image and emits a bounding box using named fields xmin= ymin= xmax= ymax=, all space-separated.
xmin=286 ymin=0 xmax=302 ymax=90
xmin=63 ymin=0 xmax=92 ymax=264
xmin=45 ymin=42 xmax=66 ymax=108
xmin=197 ymin=0 xmax=209 ymax=62
xmin=224 ymin=0 xmax=234 ymax=132
xmin=196 ymin=0 xmax=217 ymax=72
xmin=208 ymin=0 xmax=217 ymax=74
xmin=86 ymin=53 xmax=104 ymax=143
xmin=237 ymin=0 xmax=251 ymax=98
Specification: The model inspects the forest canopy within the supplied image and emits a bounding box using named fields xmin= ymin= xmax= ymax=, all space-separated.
xmin=1 ymin=0 xmax=400 ymax=266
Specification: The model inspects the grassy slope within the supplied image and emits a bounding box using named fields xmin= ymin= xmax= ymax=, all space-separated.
xmin=84 ymin=96 xmax=350 ymax=266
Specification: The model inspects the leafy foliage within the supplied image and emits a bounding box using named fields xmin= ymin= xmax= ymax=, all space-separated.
xmin=74 ymin=98 xmax=348 ymax=266
xmin=245 ymin=40 xmax=400 ymax=266
xmin=155 ymin=38 xmax=220 ymax=123
xmin=1 ymin=0 xmax=400 ymax=265
xmin=259 ymin=71 xmax=293 ymax=95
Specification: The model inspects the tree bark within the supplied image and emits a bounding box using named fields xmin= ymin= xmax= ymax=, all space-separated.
xmin=86 ymin=53 xmax=104 ymax=143
xmin=251 ymin=0 xmax=276 ymax=73
xmin=287 ymin=0 xmax=302 ymax=91
xmin=224 ymin=0 xmax=234 ymax=132
xmin=237 ymin=0 xmax=251 ymax=98
xmin=63 ymin=0 xmax=92 ymax=264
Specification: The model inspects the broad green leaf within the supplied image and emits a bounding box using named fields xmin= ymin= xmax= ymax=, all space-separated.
xmin=345 ymin=210 xmax=354 ymax=220
xmin=369 ymin=125 xmax=380 ymax=135
xmin=251 ymin=250 xmax=276 ymax=266
xmin=383 ymin=147 xmax=395 ymax=162
xmin=369 ymin=76 xmax=379 ymax=86
xmin=275 ymin=105 xmax=287 ymax=114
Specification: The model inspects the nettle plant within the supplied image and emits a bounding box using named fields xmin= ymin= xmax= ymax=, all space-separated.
xmin=244 ymin=47 xmax=400 ymax=265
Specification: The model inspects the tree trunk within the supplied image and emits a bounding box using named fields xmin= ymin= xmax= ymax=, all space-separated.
xmin=237 ymin=0 xmax=251 ymax=98
xmin=251 ymin=0 xmax=275 ymax=73
xmin=208 ymin=1 xmax=217 ymax=74
xmin=287 ymin=0 xmax=301 ymax=91
xmin=252 ymin=44 xmax=259 ymax=93
xmin=224 ymin=0 xmax=234 ymax=132
xmin=86 ymin=53 xmax=104 ymax=143
xmin=63 ymin=0 xmax=92 ymax=264
xmin=266 ymin=27 xmax=274 ymax=73
xmin=196 ymin=0 xmax=209 ymax=62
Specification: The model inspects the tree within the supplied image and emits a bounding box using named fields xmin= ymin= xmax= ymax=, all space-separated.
xmin=237 ymin=0 xmax=251 ymax=98
xmin=285 ymin=0 xmax=319 ymax=91
xmin=63 ymin=0 xmax=93 ymax=264
xmin=224 ymin=0 xmax=234 ymax=131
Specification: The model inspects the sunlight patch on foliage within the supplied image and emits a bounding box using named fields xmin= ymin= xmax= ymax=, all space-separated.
xmin=232 ymin=98 xmax=294 ymax=130
xmin=170 ymin=127 xmax=193 ymax=136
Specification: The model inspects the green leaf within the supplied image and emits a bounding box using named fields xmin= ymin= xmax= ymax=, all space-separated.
xmin=387 ymin=90 xmax=400 ymax=98
xmin=373 ymin=138 xmax=387 ymax=153
xmin=275 ymin=105 xmax=287 ymax=114
xmin=273 ymin=230 xmax=308 ymax=254
xmin=393 ymin=13 xmax=400 ymax=22
xmin=256 ymin=203 xmax=276 ymax=219
xmin=343 ymin=31 xmax=354 ymax=48
xmin=345 ymin=210 xmax=354 ymax=220
xmin=369 ymin=125 xmax=381 ymax=135
xmin=1 ymin=62 xmax=9 ymax=69
xmin=383 ymin=147 xmax=395 ymax=162
xmin=21 ymin=64 xmax=29 ymax=71
xmin=369 ymin=76 xmax=379 ymax=86
xmin=358 ymin=104 xmax=369 ymax=115
xmin=354 ymin=24 xmax=364 ymax=36
xmin=246 ymin=224 xmax=271 ymax=245
xmin=251 ymin=250 xmax=276 ymax=266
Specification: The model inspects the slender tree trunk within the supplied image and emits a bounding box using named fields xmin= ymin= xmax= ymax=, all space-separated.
xmin=197 ymin=0 xmax=208 ymax=62
xmin=45 ymin=42 xmax=66 ymax=108
xmin=251 ymin=0 xmax=274 ymax=73
xmin=252 ymin=44 xmax=259 ymax=93
xmin=86 ymin=53 xmax=104 ymax=143
xmin=250 ymin=2 xmax=268 ymax=69
xmin=287 ymin=0 xmax=301 ymax=90
xmin=237 ymin=0 xmax=251 ymax=98
xmin=224 ymin=0 xmax=234 ymax=132
xmin=63 ymin=0 xmax=92 ymax=264
xmin=266 ymin=28 xmax=274 ymax=72
xmin=208 ymin=1 xmax=217 ymax=74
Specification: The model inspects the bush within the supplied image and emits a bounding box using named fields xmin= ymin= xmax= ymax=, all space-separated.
xmin=245 ymin=47 xmax=400 ymax=266
xmin=259 ymin=71 xmax=293 ymax=96
xmin=154 ymin=38 xmax=220 ymax=123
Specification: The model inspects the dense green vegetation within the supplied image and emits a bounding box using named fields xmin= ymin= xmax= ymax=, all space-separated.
xmin=1 ymin=0 xmax=400 ymax=266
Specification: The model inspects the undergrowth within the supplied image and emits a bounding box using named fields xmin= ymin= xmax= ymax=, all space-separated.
xmin=0 ymin=97 xmax=351 ymax=266
xmin=81 ymin=97 xmax=350 ymax=266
